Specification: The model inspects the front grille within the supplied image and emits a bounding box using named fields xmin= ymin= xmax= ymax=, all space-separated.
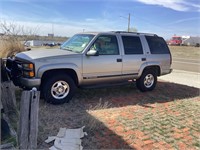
xmin=6 ymin=58 xmax=23 ymax=86
xmin=12 ymin=60 xmax=23 ymax=78
xmin=6 ymin=58 xmax=13 ymax=70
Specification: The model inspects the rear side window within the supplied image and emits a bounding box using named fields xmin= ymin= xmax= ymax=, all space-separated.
xmin=145 ymin=36 xmax=170 ymax=54
xmin=122 ymin=36 xmax=143 ymax=54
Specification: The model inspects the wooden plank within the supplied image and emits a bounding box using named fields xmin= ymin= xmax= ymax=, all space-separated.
xmin=29 ymin=89 xmax=40 ymax=149
xmin=18 ymin=91 xmax=31 ymax=149
xmin=1 ymin=81 xmax=17 ymax=115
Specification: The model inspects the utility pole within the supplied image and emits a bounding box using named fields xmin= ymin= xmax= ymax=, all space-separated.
xmin=128 ymin=13 xmax=130 ymax=32
xmin=120 ymin=13 xmax=131 ymax=32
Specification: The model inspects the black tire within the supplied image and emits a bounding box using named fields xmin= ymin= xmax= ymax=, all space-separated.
xmin=42 ymin=74 xmax=76 ymax=105
xmin=136 ymin=69 xmax=157 ymax=92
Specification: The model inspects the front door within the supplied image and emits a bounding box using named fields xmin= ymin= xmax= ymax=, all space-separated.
xmin=82 ymin=35 xmax=122 ymax=84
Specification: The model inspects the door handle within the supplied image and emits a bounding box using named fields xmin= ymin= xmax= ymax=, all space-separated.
xmin=141 ymin=58 xmax=146 ymax=61
xmin=117 ymin=58 xmax=122 ymax=62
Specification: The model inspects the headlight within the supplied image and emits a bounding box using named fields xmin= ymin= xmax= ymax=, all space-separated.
xmin=22 ymin=63 xmax=35 ymax=77
xmin=22 ymin=63 xmax=34 ymax=70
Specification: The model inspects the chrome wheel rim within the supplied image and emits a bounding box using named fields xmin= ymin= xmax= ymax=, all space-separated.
xmin=51 ymin=80 xmax=70 ymax=99
xmin=144 ymin=74 xmax=154 ymax=88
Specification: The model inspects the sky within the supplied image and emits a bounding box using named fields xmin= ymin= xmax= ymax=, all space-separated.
xmin=0 ymin=0 xmax=199 ymax=39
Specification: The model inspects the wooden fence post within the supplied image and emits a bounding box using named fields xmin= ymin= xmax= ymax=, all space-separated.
xmin=18 ymin=88 xmax=40 ymax=149
xmin=18 ymin=91 xmax=31 ymax=149
xmin=29 ymin=88 xmax=40 ymax=149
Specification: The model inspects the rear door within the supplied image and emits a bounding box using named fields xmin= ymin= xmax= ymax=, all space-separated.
xmin=145 ymin=36 xmax=172 ymax=74
xmin=121 ymin=35 xmax=146 ymax=80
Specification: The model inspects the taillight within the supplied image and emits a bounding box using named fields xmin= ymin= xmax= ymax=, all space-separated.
xmin=170 ymin=53 xmax=172 ymax=65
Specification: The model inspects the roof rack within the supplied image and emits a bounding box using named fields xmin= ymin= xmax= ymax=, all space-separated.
xmin=111 ymin=31 xmax=158 ymax=36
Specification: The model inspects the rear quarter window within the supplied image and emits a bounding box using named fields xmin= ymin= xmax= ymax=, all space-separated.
xmin=145 ymin=36 xmax=170 ymax=54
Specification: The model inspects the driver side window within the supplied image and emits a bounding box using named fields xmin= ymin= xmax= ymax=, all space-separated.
xmin=91 ymin=35 xmax=119 ymax=55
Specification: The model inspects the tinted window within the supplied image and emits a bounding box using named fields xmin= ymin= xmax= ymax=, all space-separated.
xmin=145 ymin=36 xmax=170 ymax=54
xmin=91 ymin=35 xmax=119 ymax=55
xmin=122 ymin=36 xmax=143 ymax=54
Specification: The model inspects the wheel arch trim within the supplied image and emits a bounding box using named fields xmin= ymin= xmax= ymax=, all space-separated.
xmin=138 ymin=62 xmax=161 ymax=77
xmin=37 ymin=63 xmax=82 ymax=85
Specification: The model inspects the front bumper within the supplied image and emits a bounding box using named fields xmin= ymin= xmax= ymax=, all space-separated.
xmin=161 ymin=68 xmax=173 ymax=76
xmin=20 ymin=77 xmax=41 ymax=89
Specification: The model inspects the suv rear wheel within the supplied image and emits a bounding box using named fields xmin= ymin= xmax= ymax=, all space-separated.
xmin=136 ymin=69 xmax=157 ymax=92
xmin=42 ymin=74 xmax=76 ymax=104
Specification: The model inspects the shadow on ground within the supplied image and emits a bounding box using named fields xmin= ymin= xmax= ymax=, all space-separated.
xmin=37 ymin=81 xmax=199 ymax=149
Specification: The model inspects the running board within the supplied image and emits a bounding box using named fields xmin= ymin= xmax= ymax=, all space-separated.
xmin=80 ymin=81 xmax=134 ymax=89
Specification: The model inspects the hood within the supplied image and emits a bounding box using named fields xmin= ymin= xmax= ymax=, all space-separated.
xmin=15 ymin=48 xmax=77 ymax=61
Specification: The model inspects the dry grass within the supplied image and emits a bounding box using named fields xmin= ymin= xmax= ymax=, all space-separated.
xmin=87 ymin=98 xmax=112 ymax=111
xmin=0 ymin=40 xmax=25 ymax=58
xmin=169 ymin=46 xmax=200 ymax=59
xmin=82 ymin=99 xmax=112 ymax=130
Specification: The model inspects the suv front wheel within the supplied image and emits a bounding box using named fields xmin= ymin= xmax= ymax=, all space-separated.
xmin=42 ymin=74 xmax=76 ymax=104
xmin=136 ymin=69 xmax=157 ymax=92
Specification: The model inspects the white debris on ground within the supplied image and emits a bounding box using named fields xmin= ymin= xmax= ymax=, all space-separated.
xmin=45 ymin=126 xmax=87 ymax=150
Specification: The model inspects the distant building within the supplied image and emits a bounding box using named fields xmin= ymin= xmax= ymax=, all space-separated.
xmin=24 ymin=40 xmax=52 ymax=46
xmin=48 ymin=34 xmax=54 ymax=38
xmin=24 ymin=40 xmax=63 ymax=47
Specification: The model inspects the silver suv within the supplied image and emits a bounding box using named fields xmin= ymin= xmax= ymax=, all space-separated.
xmin=6 ymin=31 xmax=172 ymax=104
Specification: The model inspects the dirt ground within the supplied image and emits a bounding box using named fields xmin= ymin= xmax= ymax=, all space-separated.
xmin=37 ymin=80 xmax=200 ymax=149
xmin=169 ymin=46 xmax=200 ymax=60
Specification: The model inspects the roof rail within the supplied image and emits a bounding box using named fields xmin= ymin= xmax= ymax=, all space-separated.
xmin=111 ymin=31 xmax=158 ymax=36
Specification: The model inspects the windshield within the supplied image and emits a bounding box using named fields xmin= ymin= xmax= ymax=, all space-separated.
xmin=61 ymin=34 xmax=95 ymax=53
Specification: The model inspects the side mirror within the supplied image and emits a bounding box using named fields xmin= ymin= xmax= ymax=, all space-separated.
xmin=86 ymin=49 xmax=99 ymax=56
